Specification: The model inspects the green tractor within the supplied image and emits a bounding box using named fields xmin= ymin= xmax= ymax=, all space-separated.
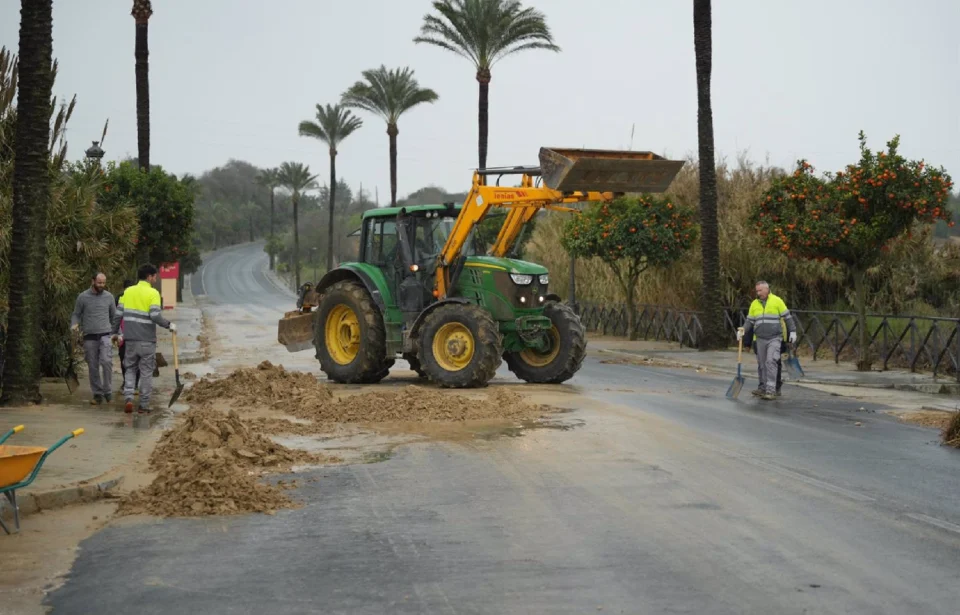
xmin=277 ymin=147 xmax=684 ymax=388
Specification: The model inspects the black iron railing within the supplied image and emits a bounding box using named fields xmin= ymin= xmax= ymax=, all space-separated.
xmin=575 ymin=302 xmax=960 ymax=381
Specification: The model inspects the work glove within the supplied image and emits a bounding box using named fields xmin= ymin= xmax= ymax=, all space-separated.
xmin=736 ymin=328 xmax=744 ymax=342
xmin=112 ymin=334 xmax=123 ymax=347
xmin=169 ymin=323 xmax=178 ymax=333
xmin=788 ymin=331 xmax=797 ymax=344
xmin=71 ymin=323 xmax=80 ymax=333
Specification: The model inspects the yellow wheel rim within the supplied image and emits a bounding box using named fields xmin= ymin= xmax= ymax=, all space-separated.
xmin=432 ymin=322 xmax=476 ymax=372
xmin=519 ymin=326 xmax=561 ymax=367
xmin=325 ymin=304 xmax=360 ymax=365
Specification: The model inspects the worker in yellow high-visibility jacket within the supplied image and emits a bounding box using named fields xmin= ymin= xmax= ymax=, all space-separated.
xmin=111 ymin=264 xmax=176 ymax=413
xmin=737 ymin=281 xmax=796 ymax=400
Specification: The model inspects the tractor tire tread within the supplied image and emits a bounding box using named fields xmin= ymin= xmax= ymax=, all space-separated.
xmin=420 ymin=304 xmax=502 ymax=389
xmin=314 ymin=280 xmax=388 ymax=384
xmin=505 ymin=301 xmax=586 ymax=384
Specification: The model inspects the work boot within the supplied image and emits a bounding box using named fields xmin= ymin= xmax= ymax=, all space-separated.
xmin=775 ymin=388 xmax=782 ymax=397
xmin=90 ymin=394 xmax=103 ymax=405
xmin=137 ymin=405 xmax=151 ymax=414
xmin=124 ymin=399 xmax=134 ymax=413
xmin=761 ymin=392 xmax=777 ymax=401
xmin=751 ymin=388 xmax=763 ymax=397
xmin=104 ymin=393 xmax=113 ymax=403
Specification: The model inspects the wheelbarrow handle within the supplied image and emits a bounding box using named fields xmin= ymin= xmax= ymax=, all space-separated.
xmin=10 ymin=428 xmax=86 ymax=493
xmin=0 ymin=424 xmax=25 ymax=445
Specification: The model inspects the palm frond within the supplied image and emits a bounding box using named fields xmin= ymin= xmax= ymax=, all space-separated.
xmin=414 ymin=0 xmax=559 ymax=70
xmin=298 ymin=120 xmax=328 ymax=142
xmin=277 ymin=161 xmax=319 ymax=194
xmin=298 ymin=103 xmax=362 ymax=150
xmin=340 ymin=66 xmax=437 ymax=126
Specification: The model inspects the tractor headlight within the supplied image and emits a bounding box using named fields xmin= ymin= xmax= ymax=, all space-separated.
xmin=538 ymin=274 xmax=549 ymax=285
xmin=510 ymin=273 xmax=534 ymax=285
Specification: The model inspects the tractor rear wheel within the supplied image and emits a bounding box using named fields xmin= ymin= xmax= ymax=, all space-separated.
xmin=505 ymin=302 xmax=586 ymax=384
xmin=419 ymin=304 xmax=502 ymax=388
xmin=314 ymin=280 xmax=388 ymax=384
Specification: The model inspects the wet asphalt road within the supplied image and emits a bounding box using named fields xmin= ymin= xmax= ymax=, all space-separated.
xmin=46 ymin=243 xmax=960 ymax=614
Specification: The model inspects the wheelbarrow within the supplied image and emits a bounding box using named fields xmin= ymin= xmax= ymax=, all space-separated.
xmin=0 ymin=425 xmax=84 ymax=535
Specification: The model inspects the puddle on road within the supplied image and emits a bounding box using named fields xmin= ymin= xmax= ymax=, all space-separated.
xmin=271 ymin=410 xmax=585 ymax=465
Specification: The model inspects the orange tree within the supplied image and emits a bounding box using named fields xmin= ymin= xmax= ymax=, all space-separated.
xmin=561 ymin=195 xmax=697 ymax=340
xmin=750 ymin=132 xmax=954 ymax=370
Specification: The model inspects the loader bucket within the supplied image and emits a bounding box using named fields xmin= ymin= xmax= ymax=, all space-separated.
xmin=278 ymin=310 xmax=315 ymax=353
xmin=539 ymin=147 xmax=685 ymax=194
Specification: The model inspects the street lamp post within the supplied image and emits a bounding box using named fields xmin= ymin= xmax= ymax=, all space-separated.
xmin=85 ymin=141 xmax=105 ymax=165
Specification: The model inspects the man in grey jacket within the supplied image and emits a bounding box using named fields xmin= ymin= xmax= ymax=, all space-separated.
xmin=71 ymin=273 xmax=117 ymax=405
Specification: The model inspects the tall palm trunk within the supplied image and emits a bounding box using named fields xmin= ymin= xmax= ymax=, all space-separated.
xmin=268 ymin=187 xmax=275 ymax=269
xmin=293 ymin=194 xmax=301 ymax=289
xmin=387 ymin=123 xmax=398 ymax=206
xmin=477 ymin=68 xmax=490 ymax=182
xmin=327 ymin=149 xmax=337 ymax=271
xmin=1 ymin=0 xmax=55 ymax=405
xmin=693 ymin=0 xmax=725 ymax=350
xmin=133 ymin=4 xmax=151 ymax=171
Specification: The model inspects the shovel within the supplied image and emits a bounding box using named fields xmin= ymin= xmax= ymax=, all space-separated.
xmin=64 ymin=335 xmax=80 ymax=394
xmin=726 ymin=335 xmax=746 ymax=399
xmin=783 ymin=342 xmax=805 ymax=378
xmin=168 ymin=331 xmax=184 ymax=407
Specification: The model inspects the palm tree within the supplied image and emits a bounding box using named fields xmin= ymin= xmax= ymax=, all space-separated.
xmin=693 ymin=0 xmax=725 ymax=350
xmin=131 ymin=0 xmax=152 ymax=171
xmin=276 ymin=162 xmax=318 ymax=289
xmin=298 ymin=104 xmax=363 ymax=271
xmin=341 ymin=66 xmax=438 ymax=206
xmin=414 ymin=0 xmax=559 ymax=174
xmin=256 ymin=167 xmax=280 ymax=269
xmin=1 ymin=0 xmax=55 ymax=405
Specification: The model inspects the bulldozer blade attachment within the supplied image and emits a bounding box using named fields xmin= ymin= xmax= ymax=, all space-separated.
xmin=278 ymin=311 xmax=315 ymax=353
xmin=539 ymin=147 xmax=685 ymax=194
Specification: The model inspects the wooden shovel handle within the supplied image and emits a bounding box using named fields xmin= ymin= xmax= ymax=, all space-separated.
xmin=737 ymin=335 xmax=743 ymax=363
xmin=172 ymin=331 xmax=180 ymax=371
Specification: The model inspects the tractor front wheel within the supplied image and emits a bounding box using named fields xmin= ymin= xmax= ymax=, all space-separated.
xmin=505 ymin=302 xmax=586 ymax=384
xmin=314 ymin=280 xmax=388 ymax=384
xmin=419 ymin=304 xmax=502 ymax=388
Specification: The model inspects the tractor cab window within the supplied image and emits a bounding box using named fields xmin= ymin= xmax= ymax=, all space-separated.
xmin=363 ymin=219 xmax=398 ymax=266
xmin=413 ymin=216 xmax=479 ymax=265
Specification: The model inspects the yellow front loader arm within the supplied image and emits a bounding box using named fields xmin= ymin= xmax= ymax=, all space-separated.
xmin=434 ymin=147 xmax=685 ymax=299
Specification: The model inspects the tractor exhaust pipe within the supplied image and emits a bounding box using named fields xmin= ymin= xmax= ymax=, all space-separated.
xmin=538 ymin=148 xmax=685 ymax=194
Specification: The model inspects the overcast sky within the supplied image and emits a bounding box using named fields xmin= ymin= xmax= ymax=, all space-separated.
xmin=1 ymin=0 xmax=957 ymax=201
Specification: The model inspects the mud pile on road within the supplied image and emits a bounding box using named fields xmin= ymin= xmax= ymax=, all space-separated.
xmin=117 ymin=407 xmax=328 ymax=518
xmin=151 ymin=407 xmax=319 ymax=469
xmin=183 ymin=360 xmax=334 ymax=411
xmin=182 ymin=365 xmax=553 ymax=430
xmin=292 ymin=385 xmax=550 ymax=424
xmin=943 ymin=412 xmax=960 ymax=448
xmin=116 ymin=447 xmax=298 ymax=517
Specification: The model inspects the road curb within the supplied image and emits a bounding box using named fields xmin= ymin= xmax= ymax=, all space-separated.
xmin=260 ymin=265 xmax=297 ymax=297
xmin=261 ymin=260 xmax=296 ymax=298
xmin=0 ymin=475 xmax=125 ymax=520
xmin=593 ymin=348 xmax=960 ymax=397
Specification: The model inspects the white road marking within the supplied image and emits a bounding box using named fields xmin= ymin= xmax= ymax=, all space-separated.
xmin=906 ymin=513 xmax=960 ymax=535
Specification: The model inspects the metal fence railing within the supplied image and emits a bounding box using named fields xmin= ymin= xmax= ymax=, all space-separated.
xmin=575 ymin=302 xmax=960 ymax=381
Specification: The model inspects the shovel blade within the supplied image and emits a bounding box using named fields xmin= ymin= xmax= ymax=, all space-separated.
xmin=168 ymin=372 xmax=184 ymax=408
xmin=65 ymin=369 xmax=79 ymax=394
xmin=726 ymin=375 xmax=745 ymax=399
xmin=785 ymin=356 xmax=805 ymax=378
